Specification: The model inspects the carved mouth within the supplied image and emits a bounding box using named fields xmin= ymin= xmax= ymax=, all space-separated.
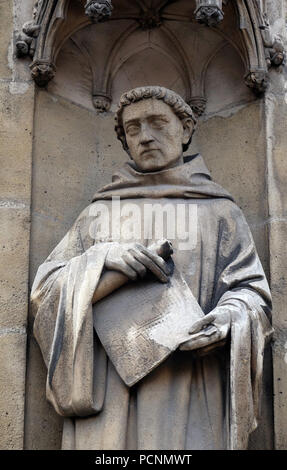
xmin=141 ymin=149 xmax=159 ymax=156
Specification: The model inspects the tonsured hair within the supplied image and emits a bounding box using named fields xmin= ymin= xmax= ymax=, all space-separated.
xmin=115 ymin=86 xmax=197 ymax=153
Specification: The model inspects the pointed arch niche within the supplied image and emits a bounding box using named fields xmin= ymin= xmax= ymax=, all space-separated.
xmin=47 ymin=3 xmax=255 ymax=115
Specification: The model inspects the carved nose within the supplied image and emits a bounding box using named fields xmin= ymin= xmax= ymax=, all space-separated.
xmin=139 ymin=125 xmax=154 ymax=144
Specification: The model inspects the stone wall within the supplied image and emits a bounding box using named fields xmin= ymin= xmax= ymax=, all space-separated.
xmin=265 ymin=0 xmax=287 ymax=449
xmin=0 ymin=0 xmax=37 ymax=450
xmin=0 ymin=0 xmax=287 ymax=450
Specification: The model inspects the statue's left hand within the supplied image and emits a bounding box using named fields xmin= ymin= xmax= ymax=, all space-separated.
xmin=179 ymin=306 xmax=232 ymax=353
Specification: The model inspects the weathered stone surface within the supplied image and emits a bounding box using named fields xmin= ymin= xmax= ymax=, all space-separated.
xmin=192 ymin=100 xmax=269 ymax=270
xmin=248 ymin=346 xmax=274 ymax=450
xmin=0 ymin=332 xmax=27 ymax=449
xmin=270 ymin=219 xmax=287 ymax=449
xmin=30 ymin=90 xmax=127 ymax=277
xmin=0 ymin=0 xmax=35 ymax=451
xmin=263 ymin=2 xmax=287 ymax=444
xmin=269 ymin=216 xmax=287 ymax=449
xmin=0 ymin=81 xmax=34 ymax=204
xmin=0 ymin=0 xmax=13 ymax=79
xmin=24 ymin=338 xmax=63 ymax=450
xmin=0 ymin=208 xmax=30 ymax=329
xmin=12 ymin=0 xmax=36 ymax=82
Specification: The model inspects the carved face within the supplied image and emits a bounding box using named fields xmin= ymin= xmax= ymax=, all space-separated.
xmin=122 ymin=98 xmax=193 ymax=172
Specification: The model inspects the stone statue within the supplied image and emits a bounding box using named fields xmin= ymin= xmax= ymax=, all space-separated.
xmin=31 ymin=86 xmax=273 ymax=450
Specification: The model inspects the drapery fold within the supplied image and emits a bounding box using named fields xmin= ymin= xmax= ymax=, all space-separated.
xmin=31 ymin=155 xmax=272 ymax=449
xmin=32 ymin=243 xmax=111 ymax=417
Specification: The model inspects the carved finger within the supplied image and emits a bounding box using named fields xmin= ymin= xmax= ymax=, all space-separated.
xmin=120 ymin=262 xmax=138 ymax=281
xmin=108 ymin=259 xmax=138 ymax=281
xmin=180 ymin=329 xmax=222 ymax=351
xmin=188 ymin=313 xmax=217 ymax=334
xmin=138 ymin=245 xmax=172 ymax=275
xmin=130 ymin=249 xmax=169 ymax=283
xmin=123 ymin=252 xmax=147 ymax=278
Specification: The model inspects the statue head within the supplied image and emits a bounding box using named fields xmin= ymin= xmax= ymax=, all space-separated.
xmin=115 ymin=86 xmax=197 ymax=172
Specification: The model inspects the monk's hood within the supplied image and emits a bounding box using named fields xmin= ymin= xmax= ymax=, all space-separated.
xmin=92 ymin=154 xmax=234 ymax=202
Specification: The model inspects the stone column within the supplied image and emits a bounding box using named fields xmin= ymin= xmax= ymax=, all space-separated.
xmin=265 ymin=0 xmax=287 ymax=450
xmin=0 ymin=0 xmax=35 ymax=449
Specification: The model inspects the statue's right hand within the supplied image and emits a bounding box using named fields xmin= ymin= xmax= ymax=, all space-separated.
xmin=105 ymin=242 xmax=171 ymax=283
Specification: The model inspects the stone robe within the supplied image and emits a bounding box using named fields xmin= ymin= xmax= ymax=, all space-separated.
xmin=31 ymin=155 xmax=273 ymax=450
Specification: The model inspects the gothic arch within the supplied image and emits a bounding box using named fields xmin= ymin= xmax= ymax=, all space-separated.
xmin=16 ymin=0 xmax=285 ymax=105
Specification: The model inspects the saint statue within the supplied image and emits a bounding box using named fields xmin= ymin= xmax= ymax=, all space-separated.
xmin=31 ymin=86 xmax=273 ymax=450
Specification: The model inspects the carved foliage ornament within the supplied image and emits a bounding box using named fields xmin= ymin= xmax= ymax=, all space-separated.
xmin=85 ymin=0 xmax=113 ymax=23
xmin=93 ymin=92 xmax=112 ymax=112
xmin=188 ymin=97 xmax=207 ymax=117
xmin=194 ymin=0 xmax=224 ymax=27
xmin=30 ymin=60 xmax=56 ymax=87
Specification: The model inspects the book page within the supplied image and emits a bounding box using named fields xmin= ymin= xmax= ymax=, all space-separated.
xmin=94 ymin=269 xmax=204 ymax=386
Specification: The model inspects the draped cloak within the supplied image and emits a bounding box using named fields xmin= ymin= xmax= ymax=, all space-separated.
xmin=31 ymin=154 xmax=273 ymax=450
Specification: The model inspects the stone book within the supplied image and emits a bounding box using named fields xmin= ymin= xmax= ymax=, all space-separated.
xmin=93 ymin=270 xmax=204 ymax=386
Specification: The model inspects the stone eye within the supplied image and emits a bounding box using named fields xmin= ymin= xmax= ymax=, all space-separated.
xmin=126 ymin=124 xmax=140 ymax=135
xmin=151 ymin=119 xmax=167 ymax=128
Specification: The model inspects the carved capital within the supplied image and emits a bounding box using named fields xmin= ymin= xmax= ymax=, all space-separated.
xmin=30 ymin=60 xmax=56 ymax=87
xmin=188 ymin=97 xmax=207 ymax=117
xmin=195 ymin=6 xmax=224 ymax=27
xmin=93 ymin=92 xmax=112 ymax=112
xmin=85 ymin=0 xmax=113 ymax=23
xmin=245 ymin=70 xmax=269 ymax=95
